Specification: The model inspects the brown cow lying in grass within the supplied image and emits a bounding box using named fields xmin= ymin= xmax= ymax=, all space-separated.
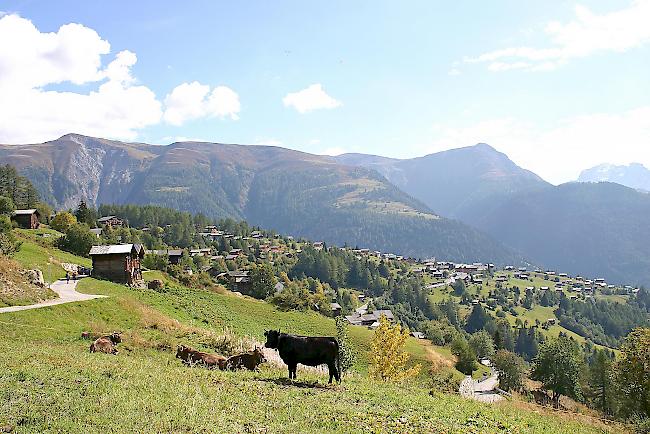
xmin=89 ymin=332 xmax=122 ymax=355
xmin=225 ymin=347 xmax=266 ymax=371
xmin=176 ymin=344 xmax=227 ymax=369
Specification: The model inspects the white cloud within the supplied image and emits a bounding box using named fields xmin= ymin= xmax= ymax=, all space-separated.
xmin=424 ymin=106 xmax=650 ymax=184
xmin=0 ymin=14 xmax=240 ymax=143
xmin=283 ymin=84 xmax=341 ymax=113
xmin=0 ymin=14 xmax=162 ymax=143
xmin=163 ymin=81 xmax=240 ymax=126
xmin=464 ymin=0 xmax=650 ymax=71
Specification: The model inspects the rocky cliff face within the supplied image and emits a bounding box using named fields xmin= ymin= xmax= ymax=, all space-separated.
xmin=0 ymin=134 xmax=156 ymax=209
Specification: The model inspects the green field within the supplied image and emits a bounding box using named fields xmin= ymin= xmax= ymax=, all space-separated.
xmin=13 ymin=229 xmax=91 ymax=280
xmin=0 ymin=238 xmax=624 ymax=432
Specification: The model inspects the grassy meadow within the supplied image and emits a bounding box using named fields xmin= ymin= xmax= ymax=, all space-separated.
xmin=0 ymin=238 xmax=625 ymax=433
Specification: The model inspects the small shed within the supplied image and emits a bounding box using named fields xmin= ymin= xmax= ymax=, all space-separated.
xmin=12 ymin=209 xmax=40 ymax=229
xmin=89 ymin=244 xmax=144 ymax=285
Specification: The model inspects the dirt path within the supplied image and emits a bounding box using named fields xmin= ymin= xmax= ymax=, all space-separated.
xmin=459 ymin=370 xmax=505 ymax=403
xmin=0 ymin=278 xmax=106 ymax=314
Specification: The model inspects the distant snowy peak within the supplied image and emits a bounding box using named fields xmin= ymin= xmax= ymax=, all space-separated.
xmin=578 ymin=163 xmax=650 ymax=191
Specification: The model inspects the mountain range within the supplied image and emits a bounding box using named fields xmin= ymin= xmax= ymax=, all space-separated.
xmin=336 ymin=145 xmax=650 ymax=286
xmin=2 ymin=134 xmax=650 ymax=285
xmin=578 ymin=162 xmax=650 ymax=192
xmin=335 ymin=143 xmax=550 ymax=225
xmin=0 ymin=134 xmax=517 ymax=264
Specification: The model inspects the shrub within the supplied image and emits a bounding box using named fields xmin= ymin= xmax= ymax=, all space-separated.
xmin=50 ymin=212 xmax=77 ymax=233
xmin=469 ymin=330 xmax=495 ymax=359
xmin=451 ymin=336 xmax=477 ymax=375
xmin=493 ymin=349 xmax=526 ymax=392
xmin=336 ymin=316 xmax=356 ymax=376
xmin=369 ymin=315 xmax=421 ymax=382
xmin=142 ymin=253 xmax=169 ymax=271
xmin=56 ymin=223 xmax=97 ymax=257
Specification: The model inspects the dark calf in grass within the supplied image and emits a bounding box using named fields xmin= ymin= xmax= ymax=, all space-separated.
xmin=264 ymin=330 xmax=341 ymax=383
xmin=90 ymin=332 xmax=122 ymax=355
xmin=176 ymin=345 xmax=227 ymax=370
xmin=225 ymin=347 xmax=266 ymax=371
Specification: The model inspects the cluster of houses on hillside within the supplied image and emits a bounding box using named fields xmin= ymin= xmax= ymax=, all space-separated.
xmin=12 ymin=209 xmax=642 ymax=324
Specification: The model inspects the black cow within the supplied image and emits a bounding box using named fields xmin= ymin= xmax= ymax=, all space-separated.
xmin=264 ymin=330 xmax=341 ymax=383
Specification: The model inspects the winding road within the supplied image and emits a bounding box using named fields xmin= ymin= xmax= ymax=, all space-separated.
xmin=459 ymin=370 xmax=505 ymax=403
xmin=0 ymin=278 xmax=106 ymax=314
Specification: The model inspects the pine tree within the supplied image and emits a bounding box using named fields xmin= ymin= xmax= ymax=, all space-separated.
xmin=75 ymin=199 xmax=94 ymax=226
xmin=587 ymin=349 xmax=613 ymax=415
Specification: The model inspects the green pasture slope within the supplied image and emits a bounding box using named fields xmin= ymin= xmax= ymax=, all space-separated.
xmin=0 ymin=240 xmax=620 ymax=432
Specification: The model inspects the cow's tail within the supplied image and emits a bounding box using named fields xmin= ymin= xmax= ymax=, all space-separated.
xmin=335 ymin=338 xmax=343 ymax=383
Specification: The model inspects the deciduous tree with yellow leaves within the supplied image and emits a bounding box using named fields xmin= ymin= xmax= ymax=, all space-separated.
xmin=369 ymin=315 xmax=421 ymax=382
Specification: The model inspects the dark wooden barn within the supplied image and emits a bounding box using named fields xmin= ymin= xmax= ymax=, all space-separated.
xmin=11 ymin=209 xmax=40 ymax=229
xmin=89 ymin=244 xmax=144 ymax=285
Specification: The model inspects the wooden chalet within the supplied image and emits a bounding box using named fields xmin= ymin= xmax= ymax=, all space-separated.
xmin=90 ymin=244 xmax=144 ymax=285
xmin=97 ymin=215 xmax=125 ymax=227
xmin=11 ymin=209 xmax=40 ymax=229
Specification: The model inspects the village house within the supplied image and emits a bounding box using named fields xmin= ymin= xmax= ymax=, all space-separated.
xmin=410 ymin=331 xmax=425 ymax=339
xmin=189 ymin=248 xmax=212 ymax=257
xmin=330 ymin=302 xmax=342 ymax=317
xmin=89 ymin=244 xmax=144 ymax=285
xmin=149 ymin=249 xmax=184 ymax=265
xmin=89 ymin=228 xmax=103 ymax=238
xmin=97 ymin=215 xmax=125 ymax=228
xmin=344 ymin=309 xmax=394 ymax=327
xmin=11 ymin=209 xmax=40 ymax=229
xmin=455 ymin=264 xmax=481 ymax=274
xmin=221 ymin=270 xmax=251 ymax=292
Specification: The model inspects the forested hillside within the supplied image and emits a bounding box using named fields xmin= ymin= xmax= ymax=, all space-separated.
xmin=474 ymin=182 xmax=650 ymax=286
xmin=0 ymin=134 xmax=519 ymax=263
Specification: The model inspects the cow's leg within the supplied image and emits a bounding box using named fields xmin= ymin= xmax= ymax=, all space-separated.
xmin=328 ymin=362 xmax=340 ymax=384
xmin=291 ymin=364 xmax=298 ymax=380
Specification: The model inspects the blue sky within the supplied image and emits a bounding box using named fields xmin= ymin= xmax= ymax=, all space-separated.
xmin=0 ymin=0 xmax=649 ymax=183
